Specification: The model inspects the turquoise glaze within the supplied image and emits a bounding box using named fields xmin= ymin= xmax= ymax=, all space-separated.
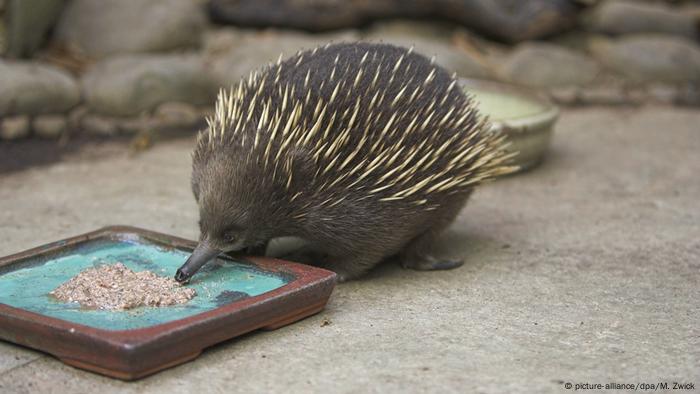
xmin=0 ymin=239 xmax=290 ymax=330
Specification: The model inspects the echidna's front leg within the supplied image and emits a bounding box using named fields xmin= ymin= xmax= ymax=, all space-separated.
xmin=285 ymin=248 xmax=380 ymax=281
xmin=245 ymin=240 xmax=269 ymax=256
xmin=279 ymin=244 xmax=327 ymax=265
xmin=319 ymin=251 xmax=384 ymax=282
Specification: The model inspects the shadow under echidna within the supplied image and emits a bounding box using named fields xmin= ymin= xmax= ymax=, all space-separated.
xmin=175 ymin=42 xmax=516 ymax=283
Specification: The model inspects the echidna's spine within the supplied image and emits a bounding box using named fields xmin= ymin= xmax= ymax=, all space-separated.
xmin=195 ymin=43 xmax=516 ymax=211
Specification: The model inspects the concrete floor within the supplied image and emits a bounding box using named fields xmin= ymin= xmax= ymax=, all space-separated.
xmin=0 ymin=107 xmax=698 ymax=393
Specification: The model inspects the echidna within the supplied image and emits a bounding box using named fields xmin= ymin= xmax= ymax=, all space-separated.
xmin=175 ymin=42 xmax=515 ymax=283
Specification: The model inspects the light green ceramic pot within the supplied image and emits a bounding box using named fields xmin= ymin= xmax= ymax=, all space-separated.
xmin=461 ymin=78 xmax=559 ymax=173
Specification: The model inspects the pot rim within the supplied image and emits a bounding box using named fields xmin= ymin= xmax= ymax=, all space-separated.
xmin=459 ymin=78 xmax=560 ymax=133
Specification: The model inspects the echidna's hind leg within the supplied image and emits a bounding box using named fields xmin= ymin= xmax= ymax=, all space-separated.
xmin=319 ymin=251 xmax=384 ymax=282
xmin=399 ymin=194 xmax=471 ymax=271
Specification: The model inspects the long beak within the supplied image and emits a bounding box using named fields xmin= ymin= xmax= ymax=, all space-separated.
xmin=175 ymin=242 xmax=221 ymax=283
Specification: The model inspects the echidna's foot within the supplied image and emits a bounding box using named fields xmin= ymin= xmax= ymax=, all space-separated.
xmin=400 ymin=254 xmax=464 ymax=271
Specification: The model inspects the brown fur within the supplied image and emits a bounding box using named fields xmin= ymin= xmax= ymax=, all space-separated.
xmin=191 ymin=42 xmax=514 ymax=280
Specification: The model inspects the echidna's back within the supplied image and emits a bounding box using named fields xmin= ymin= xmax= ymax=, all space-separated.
xmin=271 ymin=43 xmax=471 ymax=155
xmin=281 ymin=43 xmax=468 ymax=123
xmin=212 ymin=42 xmax=510 ymax=211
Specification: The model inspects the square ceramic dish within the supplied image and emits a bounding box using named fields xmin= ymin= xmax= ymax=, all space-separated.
xmin=0 ymin=226 xmax=336 ymax=380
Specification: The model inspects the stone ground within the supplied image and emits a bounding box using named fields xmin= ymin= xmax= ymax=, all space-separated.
xmin=0 ymin=106 xmax=698 ymax=393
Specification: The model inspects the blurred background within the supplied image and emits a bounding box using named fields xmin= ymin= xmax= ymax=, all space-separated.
xmin=1 ymin=0 xmax=698 ymax=169
xmin=1 ymin=2 xmax=699 ymax=391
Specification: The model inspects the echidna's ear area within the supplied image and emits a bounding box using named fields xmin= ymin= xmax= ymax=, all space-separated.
xmin=196 ymin=42 xmax=516 ymax=210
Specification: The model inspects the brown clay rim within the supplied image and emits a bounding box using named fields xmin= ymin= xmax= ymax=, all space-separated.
xmin=0 ymin=225 xmax=336 ymax=348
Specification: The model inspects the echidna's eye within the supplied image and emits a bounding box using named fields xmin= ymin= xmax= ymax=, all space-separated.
xmin=224 ymin=233 xmax=237 ymax=243
xmin=222 ymin=226 xmax=241 ymax=243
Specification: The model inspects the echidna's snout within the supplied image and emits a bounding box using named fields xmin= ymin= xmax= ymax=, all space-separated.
xmin=179 ymin=176 xmax=253 ymax=282
xmin=175 ymin=241 xmax=221 ymax=283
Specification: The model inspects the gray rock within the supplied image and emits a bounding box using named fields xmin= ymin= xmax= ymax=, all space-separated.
xmin=363 ymin=20 xmax=493 ymax=78
xmin=208 ymin=0 xmax=581 ymax=43
xmin=364 ymin=19 xmax=458 ymax=42
xmin=0 ymin=115 xmax=30 ymax=140
xmin=578 ymin=86 xmax=639 ymax=106
xmin=210 ymin=30 xmax=490 ymax=87
xmin=67 ymin=106 xmax=88 ymax=131
xmin=590 ymin=34 xmax=700 ymax=83
xmin=500 ymin=43 xmax=600 ymax=88
xmin=436 ymin=0 xmax=583 ymax=43
xmin=203 ymin=28 xmax=249 ymax=57
xmin=117 ymin=116 xmax=151 ymax=135
xmin=0 ymin=1 xmax=6 ymax=55
xmin=585 ymin=0 xmax=698 ymax=40
xmin=33 ymin=115 xmax=67 ymax=138
xmin=551 ymin=31 xmax=604 ymax=54
xmin=210 ymin=30 xmax=360 ymax=88
xmin=675 ymin=83 xmax=700 ymax=107
xmin=548 ymin=86 xmax=581 ymax=106
xmin=681 ymin=4 xmax=700 ymax=21
xmin=117 ymin=103 xmax=205 ymax=135
xmin=0 ymin=60 xmax=80 ymax=116
xmin=549 ymin=83 xmax=650 ymax=107
xmin=1 ymin=4 xmax=8 ymax=54
xmin=154 ymin=102 xmax=202 ymax=130
xmin=3 ymin=0 xmax=65 ymax=58
xmin=82 ymin=54 xmax=217 ymax=117
xmin=80 ymin=114 xmax=119 ymax=136
xmin=372 ymin=37 xmax=492 ymax=79
xmin=54 ymin=0 xmax=206 ymax=57
xmin=646 ymin=84 xmax=678 ymax=105
xmin=209 ymin=0 xmax=395 ymax=31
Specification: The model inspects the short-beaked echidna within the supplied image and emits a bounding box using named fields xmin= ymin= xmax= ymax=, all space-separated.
xmin=175 ymin=42 xmax=515 ymax=283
